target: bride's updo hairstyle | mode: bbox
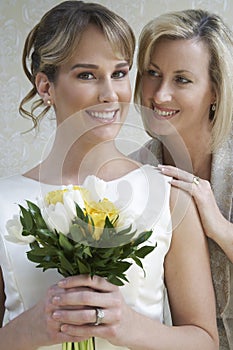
[20,0,135,129]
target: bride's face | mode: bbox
[49,24,132,142]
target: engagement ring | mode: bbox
[94,307,105,326]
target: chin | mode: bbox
[143,118,176,138]
[93,125,122,141]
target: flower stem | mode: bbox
[62,338,95,350]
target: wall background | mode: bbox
[1,0,232,178]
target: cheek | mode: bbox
[141,78,154,104]
[120,82,132,103]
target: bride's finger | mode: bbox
[52,307,107,326]
[58,275,118,292]
[52,288,115,309]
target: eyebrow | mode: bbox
[71,62,129,70]
[149,62,192,74]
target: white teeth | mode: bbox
[88,111,116,119]
[153,106,177,117]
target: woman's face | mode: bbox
[140,38,215,138]
[48,24,132,142]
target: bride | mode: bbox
[0,2,218,349]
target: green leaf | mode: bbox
[58,252,75,275]
[29,240,40,249]
[75,203,86,222]
[104,216,115,229]
[38,261,59,270]
[27,251,52,264]
[70,224,85,242]
[82,245,92,257]
[131,230,153,247]
[34,215,48,229]
[19,205,34,231]
[77,259,90,274]
[36,228,58,244]
[135,245,156,258]
[58,233,74,253]
[22,229,34,237]
[112,231,136,246]
[26,200,41,215]
[93,261,107,268]
[131,256,144,270]
[27,245,58,257]
[116,224,133,236]
[108,261,132,274]
[106,275,125,286]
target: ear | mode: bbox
[35,72,54,105]
[211,88,216,105]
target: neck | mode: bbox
[25,129,139,185]
[41,136,122,184]
[161,130,212,180]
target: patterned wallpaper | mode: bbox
[1,0,233,177]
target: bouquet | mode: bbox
[6,180,156,350]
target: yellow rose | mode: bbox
[85,198,119,240]
[45,186,82,205]
[45,189,68,205]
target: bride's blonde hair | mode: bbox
[20,0,135,129]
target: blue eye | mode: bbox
[147,69,160,78]
[77,72,94,80]
[111,70,128,79]
[175,76,191,84]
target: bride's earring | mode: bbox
[46,99,52,106]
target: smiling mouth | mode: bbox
[86,109,118,122]
[153,106,178,118]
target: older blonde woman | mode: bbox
[131,9,233,350]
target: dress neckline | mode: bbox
[19,164,154,187]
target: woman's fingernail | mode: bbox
[58,279,67,287]
[52,296,61,304]
[53,311,62,320]
[158,164,165,171]
[61,324,68,332]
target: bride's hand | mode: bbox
[51,274,135,347]
[158,165,233,261]
[19,282,84,348]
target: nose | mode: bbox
[153,80,172,104]
[98,79,118,103]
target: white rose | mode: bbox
[41,202,71,235]
[5,215,35,244]
[116,210,137,233]
[83,175,107,201]
[63,189,85,220]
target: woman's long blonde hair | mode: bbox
[134,9,233,151]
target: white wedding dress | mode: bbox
[0,165,172,350]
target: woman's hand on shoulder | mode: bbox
[158,164,233,262]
